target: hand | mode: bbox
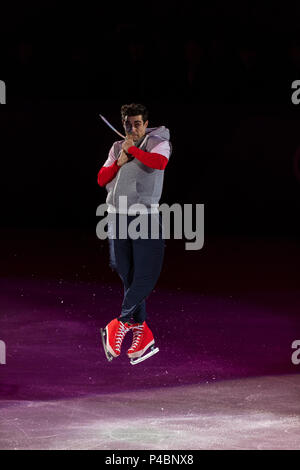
[121,137,134,154]
[117,150,131,167]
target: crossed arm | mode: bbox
[97,144,169,187]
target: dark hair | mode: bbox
[121,103,149,124]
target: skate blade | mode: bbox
[100,328,114,362]
[130,347,159,365]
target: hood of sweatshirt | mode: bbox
[145,125,170,141]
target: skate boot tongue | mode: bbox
[129,321,145,328]
[119,317,138,327]
[122,320,145,329]
[121,321,135,329]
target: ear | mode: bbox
[144,120,148,128]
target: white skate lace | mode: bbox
[130,324,144,351]
[115,322,130,352]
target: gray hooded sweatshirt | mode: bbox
[104,126,172,214]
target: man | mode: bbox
[97,103,172,364]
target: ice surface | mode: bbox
[0,375,299,450]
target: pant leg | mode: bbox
[108,214,146,323]
[120,213,165,323]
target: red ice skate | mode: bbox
[127,321,159,365]
[100,318,132,361]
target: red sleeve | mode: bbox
[97,160,120,187]
[127,146,168,170]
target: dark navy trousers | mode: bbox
[108,212,165,324]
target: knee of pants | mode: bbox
[120,269,134,289]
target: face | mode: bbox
[123,114,148,142]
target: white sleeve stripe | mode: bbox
[150,141,170,160]
[102,144,117,167]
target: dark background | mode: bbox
[1,1,300,237]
